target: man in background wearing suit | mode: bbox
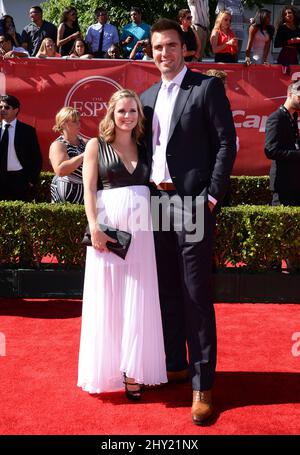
[141,18,236,425]
[0,94,42,201]
[265,79,300,206]
[265,79,300,270]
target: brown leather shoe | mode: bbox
[167,368,189,383]
[191,390,213,425]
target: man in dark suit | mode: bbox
[265,79,300,206]
[140,19,236,425]
[0,94,42,201]
[265,79,300,271]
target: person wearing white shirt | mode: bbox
[85,7,119,58]
[141,19,236,425]
[0,94,42,201]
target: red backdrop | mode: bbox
[1,59,299,175]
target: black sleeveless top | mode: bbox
[59,23,80,56]
[183,28,197,62]
[97,138,149,190]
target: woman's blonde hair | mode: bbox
[53,106,80,133]
[99,89,145,144]
[37,37,56,56]
[213,10,232,32]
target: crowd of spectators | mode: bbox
[1,3,300,66]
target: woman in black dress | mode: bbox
[57,6,81,56]
[78,89,167,399]
[274,6,300,67]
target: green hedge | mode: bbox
[229,176,271,205]
[0,202,86,268]
[34,173,272,205]
[35,172,53,203]
[1,201,299,271]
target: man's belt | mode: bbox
[194,23,208,31]
[151,181,176,191]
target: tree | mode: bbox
[41,0,188,33]
[41,0,267,34]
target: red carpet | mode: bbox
[0,299,299,435]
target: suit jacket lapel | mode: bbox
[14,120,20,150]
[144,82,161,164]
[168,71,194,142]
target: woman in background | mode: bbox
[57,6,81,56]
[36,37,61,58]
[274,5,300,68]
[2,15,21,47]
[210,10,238,63]
[69,38,93,58]
[245,9,274,65]
[49,107,85,203]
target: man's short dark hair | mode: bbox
[130,6,142,14]
[151,18,185,45]
[30,5,43,14]
[94,7,107,16]
[0,94,20,110]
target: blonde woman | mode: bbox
[49,107,85,203]
[36,37,61,58]
[78,89,167,400]
[210,10,238,62]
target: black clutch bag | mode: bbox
[82,224,132,260]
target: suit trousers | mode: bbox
[272,191,300,206]
[150,186,217,391]
[0,170,30,201]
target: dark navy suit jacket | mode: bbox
[0,119,42,184]
[140,69,237,203]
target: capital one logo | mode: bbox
[0,332,5,356]
[291,332,300,357]
[64,76,123,140]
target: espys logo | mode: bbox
[64,76,123,140]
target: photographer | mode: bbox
[129,38,152,60]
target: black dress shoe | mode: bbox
[123,374,141,401]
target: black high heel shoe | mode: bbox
[123,373,141,401]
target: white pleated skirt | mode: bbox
[77,185,167,393]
